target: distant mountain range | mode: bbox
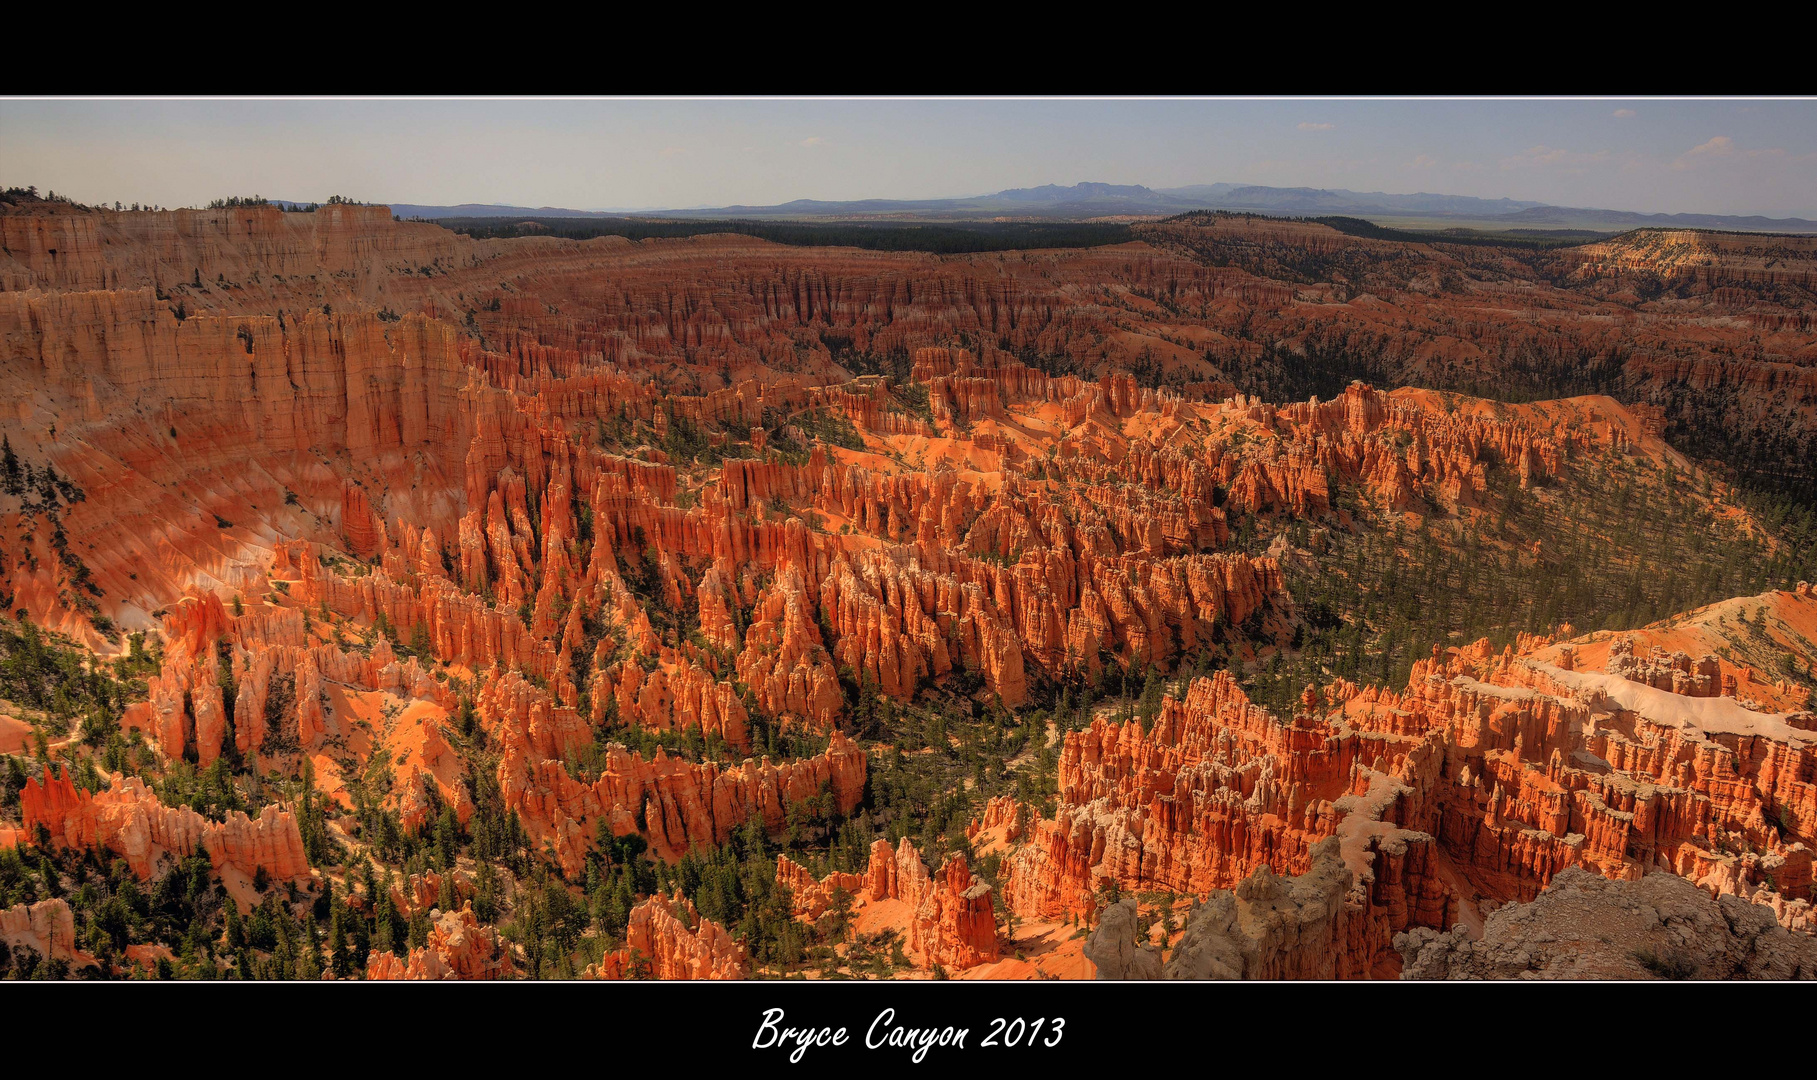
[1493,205,1817,233]
[384,202,625,220]
[1160,185,1548,217]
[351,184,1817,235]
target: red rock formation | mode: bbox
[364,903,513,980]
[967,795,1027,845]
[778,836,1000,971]
[584,893,746,980]
[774,854,869,920]
[595,650,751,752]
[16,768,311,883]
[0,898,76,960]
[501,728,867,876]
[735,566,845,730]
[911,852,1000,970]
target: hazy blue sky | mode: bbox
[4,98,1814,218]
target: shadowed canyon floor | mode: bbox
[2,194,1815,980]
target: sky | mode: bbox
[3,97,1814,219]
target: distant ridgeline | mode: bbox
[431,216,1138,254]
[1306,215,1610,249]
[1146,210,1603,250]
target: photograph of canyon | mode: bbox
[3,95,1816,986]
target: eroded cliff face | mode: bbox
[1087,836,1401,980]
[1047,585,1817,978]
[1131,215,1817,497]
[3,197,1814,980]
[1005,669,1451,976]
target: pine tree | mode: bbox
[0,436,19,496]
[1137,667,1164,732]
[328,903,350,978]
[225,899,245,949]
[297,921,322,979]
